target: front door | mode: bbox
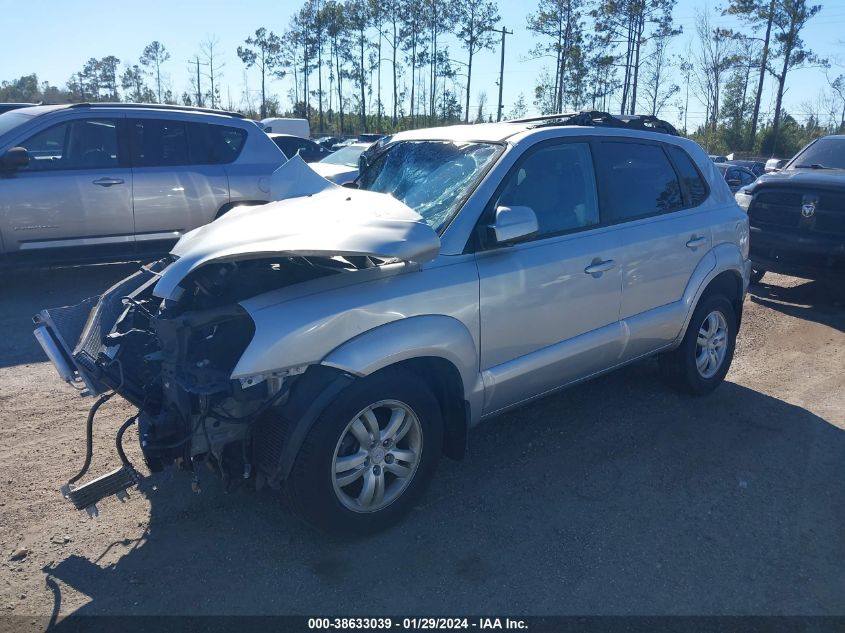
[0,116,134,264]
[475,140,624,415]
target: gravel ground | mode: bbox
[0,265,843,622]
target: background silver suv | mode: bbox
[0,103,284,268]
[36,112,751,535]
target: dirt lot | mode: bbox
[0,265,843,622]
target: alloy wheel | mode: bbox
[331,399,423,513]
[695,310,729,379]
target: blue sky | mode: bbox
[1,0,843,128]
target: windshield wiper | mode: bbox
[792,163,830,169]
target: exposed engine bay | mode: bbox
[34,253,375,510]
[32,182,442,515]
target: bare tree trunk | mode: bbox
[464,47,474,123]
[620,16,633,114]
[303,25,310,121]
[392,18,398,125]
[630,13,643,114]
[360,35,367,132]
[260,52,266,118]
[335,39,344,134]
[770,47,793,154]
[318,38,324,133]
[749,0,775,149]
[377,39,383,129]
[410,37,417,124]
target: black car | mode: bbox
[315,135,343,150]
[268,133,330,162]
[727,159,766,177]
[0,103,36,114]
[717,163,758,193]
[735,135,845,281]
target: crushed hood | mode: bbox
[153,179,441,300]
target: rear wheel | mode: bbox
[750,268,766,284]
[659,294,737,395]
[285,370,442,535]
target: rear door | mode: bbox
[129,117,228,255]
[0,115,134,264]
[593,140,714,360]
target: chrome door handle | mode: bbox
[93,177,124,187]
[584,259,616,275]
[686,236,707,249]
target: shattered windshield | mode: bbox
[357,140,502,233]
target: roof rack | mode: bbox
[510,110,679,136]
[68,102,246,119]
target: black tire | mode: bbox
[750,268,766,284]
[659,293,737,395]
[285,369,443,536]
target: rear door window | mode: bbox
[130,118,217,167]
[595,141,683,222]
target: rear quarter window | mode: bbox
[667,145,708,206]
[209,125,247,164]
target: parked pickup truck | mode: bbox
[735,135,845,281]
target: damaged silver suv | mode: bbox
[35,112,751,534]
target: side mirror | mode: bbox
[0,147,29,171]
[487,205,538,245]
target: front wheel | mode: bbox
[659,294,737,395]
[285,370,443,535]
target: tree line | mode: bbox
[0,0,841,157]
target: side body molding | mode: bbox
[321,314,484,423]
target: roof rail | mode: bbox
[68,102,246,119]
[510,110,680,136]
[508,112,580,124]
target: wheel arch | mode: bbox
[371,356,469,461]
[701,269,744,330]
[257,316,479,485]
[675,243,748,346]
[321,314,481,461]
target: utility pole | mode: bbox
[189,56,209,107]
[496,26,513,122]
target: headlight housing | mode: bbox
[734,190,753,212]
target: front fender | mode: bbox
[321,314,481,406]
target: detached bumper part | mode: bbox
[61,467,138,517]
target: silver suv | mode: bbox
[0,103,284,268]
[35,112,751,535]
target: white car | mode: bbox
[309,142,372,184]
[260,117,310,137]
